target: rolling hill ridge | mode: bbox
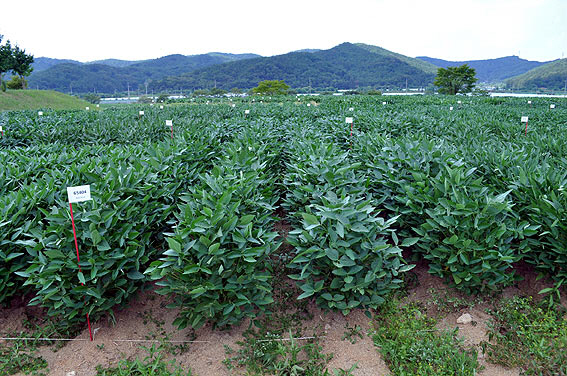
[150,42,438,92]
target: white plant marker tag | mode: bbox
[457,100,462,104]
[550,104,556,109]
[307,103,311,107]
[527,100,532,104]
[139,110,144,116]
[38,111,43,116]
[206,101,209,104]
[86,107,89,110]
[0,126,3,132]
[349,107,354,111]
[67,185,92,203]
[96,104,100,108]
[232,104,236,108]
[521,116,529,123]
[382,102,386,105]
[160,105,164,109]
[345,117,353,124]
[245,110,250,114]
[166,120,173,126]
[450,106,454,111]
[150,103,154,106]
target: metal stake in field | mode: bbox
[67,185,94,341]
[521,116,529,135]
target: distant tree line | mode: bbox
[0,35,34,91]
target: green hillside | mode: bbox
[0,90,90,111]
[356,43,438,75]
[151,42,436,91]
[506,58,567,90]
[418,56,550,82]
[28,53,260,94]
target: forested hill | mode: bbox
[506,58,567,90]
[150,43,437,91]
[417,55,550,82]
[27,53,260,93]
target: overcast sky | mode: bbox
[1,0,565,63]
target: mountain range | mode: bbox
[23,43,564,94]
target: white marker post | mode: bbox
[382,102,386,105]
[166,120,173,139]
[86,107,89,111]
[0,125,3,137]
[349,107,354,111]
[244,110,250,117]
[521,116,529,135]
[232,104,236,108]
[450,106,454,111]
[528,100,532,106]
[96,104,100,108]
[457,100,462,104]
[160,105,164,109]
[66,184,93,341]
[307,103,311,107]
[550,104,556,109]
[38,111,43,116]
[346,117,354,148]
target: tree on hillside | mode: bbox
[252,80,290,95]
[0,35,14,92]
[434,64,477,95]
[10,45,34,89]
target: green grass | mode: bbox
[372,300,480,376]
[481,296,567,375]
[95,344,193,376]
[0,90,91,111]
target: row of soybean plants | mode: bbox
[0,117,232,330]
[349,97,567,295]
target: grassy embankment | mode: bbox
[0,89,91,111]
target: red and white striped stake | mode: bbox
[166,120,173,139]
[67,185,93,341]
[521,116,529,135]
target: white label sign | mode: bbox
[245,110,250,114]
[349,107,354,111]
[139,111,144,115]
[166,120,173,126]
[38,111,43,116]
[382,102,386,105]
[232,104,236,108]
[550,104,556,109]
[528,100,532,104]
[67,185,92,203]
[521,116,529,123]
[457,100,462,104]
[0,126,3,132]
[86,107,89,110]
[345,117,353,124]
[96,104,100,108]
[160,105,164,109]
[450,106,454,111]
[307,103,311,107]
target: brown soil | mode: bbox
[4,259,565,376]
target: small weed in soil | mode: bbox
[426,288,484,314]
[95,343,193,376]
[341,324,363,344]
[372,299,480,376]
[223,326,331,376]
[0,318,74,375]
[481,296,567,375]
